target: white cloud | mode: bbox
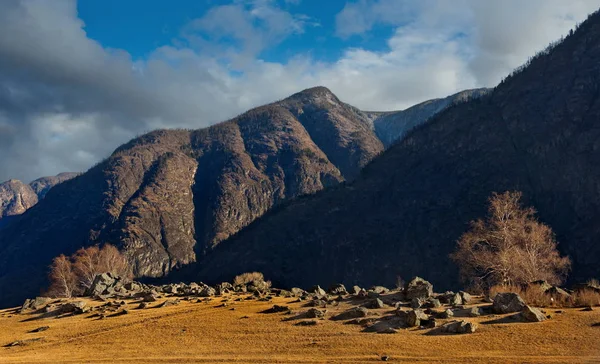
[0,0,597,181]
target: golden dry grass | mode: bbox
[0,294,599,363]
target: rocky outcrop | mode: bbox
[196,11,600,291]
[29,173,79,199]
[0,180,38,218]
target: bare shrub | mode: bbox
[48,244,132,297]
[47,255,78,298]
[451,191,571,290]
[395,276,405,290]
[233,272,269,287]
[573,289,600,307]
[587,278,600,289]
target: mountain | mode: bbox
[29,172,80,199]
[0,173,79,219]
[369,88,490,147]
[0,86,384,306]
[0,180,38,218]
[195,12,600,291]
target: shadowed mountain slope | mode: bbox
[196,11,600,291]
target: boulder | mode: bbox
[520,306,546,322]
[21,297,52,312]
[369,286,390,295]
[424,298,441,309]
[437,309,454,319]
[291,287,306,297]
[351,286,362,295]
[410,298,423,309]
[493,293,527,314]
[547,286,571,300]
[406,309,429,327]
[459,291,472,304]
[440,320,477,334]
[405,277,433,300]
[306,308,326,319]
[309,285,327,298]
[86,273,118,297]
[366,298,385,309]
[58,301,87,314]
[199,286,216,297]
[332,307,369,321]
[264,305,289,313]
[529,280,553,292]
[328,284,348,295]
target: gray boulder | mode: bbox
[369,286,390,295]
[440,320,477,334]
[306,308,326,318]
[21,297,52,312]
[406,309,429,327]
[351,286,362,295]
[199,286,216,297]
[459,291,472,304]
[521,306,547,322]
[86,273,118,297]
[366,298,385,309]
[309,285,327,298]
[493,292,526,314]
[405,277,433,300]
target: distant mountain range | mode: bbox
[0,173,79,219]
[3,10,599,308]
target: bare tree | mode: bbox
[47,254,78,298]
[48,243,132,297]
[450,191,571,290]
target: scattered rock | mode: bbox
[158,299,180,308]
[306,308,326,319]
[493,293,526,314]
[520,306,546,322]
[137,302,149,309]
[5,338,43,347]
[328,284,348,295]
[369,286,390,295]
[459,291,472,304]
[263,305,290,314]
[58,301,87,315]
[437,309,454,319]
[582,306,594,312]
[29,326,50,333]
[406,309,429,327]
[309,285,327,298]
[332,307,369,321]
[291,287,306,297]
[439,320,477,334]
[199,286,216,297]
[20,297,52,312]
[367,298,385,309]
[351,286,362,295]
[410,297,423,309]
[86,273,118,296]
[405,277,433,300]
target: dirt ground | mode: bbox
[1,294,599,363]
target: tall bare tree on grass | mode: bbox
[451,191,571,290]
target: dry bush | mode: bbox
[573,289,600,307]
[587,278,600,289]
[233,272,269,286]
[47,254,79,298]
[451,191,571,290]
[48,244,132,297]
[396,276,405,290]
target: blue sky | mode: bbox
[0,0,599,181]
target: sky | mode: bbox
[1,0,599,182]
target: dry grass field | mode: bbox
[1,294,599,363]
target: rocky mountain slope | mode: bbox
[196,11,600,291]
[0,87,384,306]
[369,88,490,147]
[0,173,78,219]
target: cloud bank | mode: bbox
[0,0,598,181]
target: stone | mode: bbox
[199,286,216,297]
[137,302,149,309]
[58,301,87,315]
[437,309,454,319]
[405,277,433,300]
[265,305,290,313]
[424,298,442,308]
[332,307,369,321]
[367,291,381,299]
[295,320,318,326]
[306,308,326,319]
[351,286,362,295]
[20,297,52,312]
[406,309,429,327]
[547,286,571,300]
[529,280,553,292]
[450,293,463,306]
[86,273,118,297]
[306,299,327,308]
[520,306,546,322]
[291,287,306,297]
[441,320,477,334]
[369,286,390,295]
[459,291,472,304]
[309,285,327,298]
[30,326,50,333]
[158,299,180,308]
[410,297,422,309]
[366,298,385,309]
[493,293,527,314]
[328,284,348,295]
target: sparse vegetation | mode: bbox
[451,191,571,291]
[233,272,271,288]
[47,244,132,298]
[490,283,600,308]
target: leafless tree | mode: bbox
[47,254,78,298]
[450,191,571,290]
